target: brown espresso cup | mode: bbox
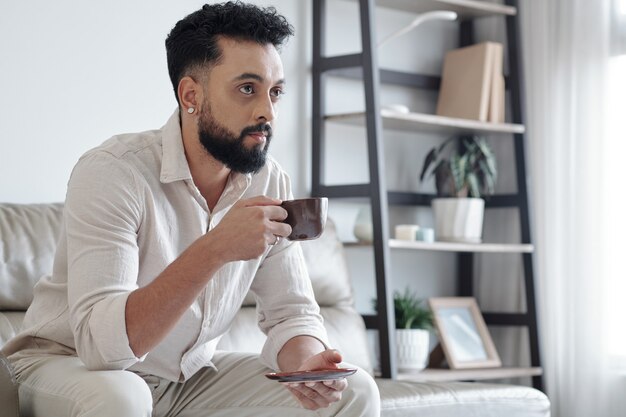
[280,197,328,241]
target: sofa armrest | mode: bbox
[0,353,19,417]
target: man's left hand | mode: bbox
[284,349,348,410]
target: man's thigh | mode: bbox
[150,352,379,417]
[11,354,152,417]
[150,351,309,417]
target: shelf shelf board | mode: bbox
[372,0,517,18]
[387,191,524,208]
[325,110,525,135]
[396,366,542,382]
[391,239,534,253]
[345,240,534,253]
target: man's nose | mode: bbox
[253,94,276,123]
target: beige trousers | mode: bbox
[10,350,380,417]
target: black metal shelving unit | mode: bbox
[311,0,543,391]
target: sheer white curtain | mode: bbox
[521,1,626,416]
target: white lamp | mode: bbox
[377,11,458,48]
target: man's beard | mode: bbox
[197,104,272,174]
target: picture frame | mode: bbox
[428,297,501,369]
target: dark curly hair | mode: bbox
[165,1,294,104]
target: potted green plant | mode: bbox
[419,135,497,243]
[374,288,433,371]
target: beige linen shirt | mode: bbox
[3,111,328,382]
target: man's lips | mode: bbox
[247,132,267,144]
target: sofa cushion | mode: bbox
[0,312,24,348]
[376,379,550,417]
[299,220,354,307]
[0,204,63,310]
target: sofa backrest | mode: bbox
[0,203,373,373]
[0,204,64,311]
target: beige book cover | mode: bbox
[488,42,505,123]
[436,42,497,122]
[488,74,506,123]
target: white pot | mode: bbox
[396,329,429,371]
[353,206,373,242]
[432,198,485,243]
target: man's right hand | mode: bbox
[208,196,292,262]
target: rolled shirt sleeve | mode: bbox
[64,152,145,370]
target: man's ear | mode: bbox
[178,76,202,113]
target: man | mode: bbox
[2,2,380,416]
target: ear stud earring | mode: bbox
[187,107,195,114]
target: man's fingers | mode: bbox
[318,381,344,400]
[267,229,291,246]
[265,217,291,241]
[292,383,331,408]
[286,381,345,410]
[317,349,342,367]
[321,378,348,391]
[299,349,343,371]
[286,385,320,410]
[264,204,289,222]
[237,199,291,237]
[263,206,291,241]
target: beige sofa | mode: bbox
[0,203,551,416]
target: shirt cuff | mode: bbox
[260,320,330,371]
[86,292,146,369]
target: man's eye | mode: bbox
[239,85,254,95]
[271,88,285,98]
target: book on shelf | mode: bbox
[436,41,505,123]
[488,42,505,123]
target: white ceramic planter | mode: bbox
[432,198,485,243]
[353,206,373,242]
[396,329,429,371]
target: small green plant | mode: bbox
[373,288,433,330]
[419,135,497,198]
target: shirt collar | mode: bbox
[160,110,192,184]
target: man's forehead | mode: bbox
[232,72,285,85]
[213,37,284,82]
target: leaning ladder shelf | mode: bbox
[311,0,543,390]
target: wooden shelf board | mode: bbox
[344,240,534,253]
[390,239,534,253]
[325,110,525,135]
[343,241,374,247]
[372,0,517,17]
[396,366,542,382]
